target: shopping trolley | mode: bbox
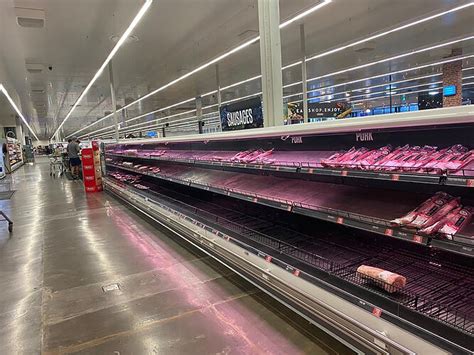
[49,157,63,178]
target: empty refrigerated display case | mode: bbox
[103,108,474,354]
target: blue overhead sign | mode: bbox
[443,85,456,97]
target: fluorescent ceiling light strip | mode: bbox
[72,2,332,138]
[103,80,474,137]
[72,2,470,138]
[124,97,196,125]
[74,96,196,138]
[304,55,474,96]
[286,80,443,104]
[350,87,441,104]
[306,2,474,62]
[283,71,446,100]
[220,75,262,91]
[92,57,474,138]
[221,92,262,105]
[88,49,473,138]
[0,84,39,140]
[307,36,474,83]
[53,0,153,139]
[106,110,196,136]
[346,80,474,105]
[279,1,332,28]
[120,109,196,132]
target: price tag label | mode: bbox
[341,170,348,177]
[391,174,400,181]
[413,235,423,243]
[293,269,300,277]
[265,255,272,262]
[467,179,474,187]
[308,168,314,174]
[372,307,382,317]
[336,217,344,224]
[384,228,393,236]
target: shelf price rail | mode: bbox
[104,176,473,340]
[106,152,474,188]
[106,163,473,256]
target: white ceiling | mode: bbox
[0,0,473,140]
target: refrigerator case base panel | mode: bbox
[104,178,469,355]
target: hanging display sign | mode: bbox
[288,102,351,122]
[220,97,263,131]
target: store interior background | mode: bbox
[0,0,472,145]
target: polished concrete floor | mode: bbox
[0,158,352,354]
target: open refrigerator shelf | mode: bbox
[106,162,474,256]
[104,175,473,350]
[106,151,474,189]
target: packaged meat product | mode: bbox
[230,150,253,162]
[438,206,473,239]
[321,147,357,168]
[418,207,462,236]
[383,146,422,171]
[241,149,264,163]
[444,150,474,173]
[124,149,138,156]
[150,150,166,157]
[390,192,449,226]
[422,145,466,173]
[358,145,392,170]
[254,149,274,162]
[356,265,407,293]
[343,148,372,169]
[122,162,134,167]
[408,195,459,229]
[320,151,345,167]
[399,146,437,172]
[375,145,411,171]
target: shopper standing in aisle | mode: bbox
[67,138,81,179]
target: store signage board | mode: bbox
[288,102,350,123]
[146,131,158,138]
[443,85,456,96]
[220,97,263,131]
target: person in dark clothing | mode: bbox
[67,138,81,179]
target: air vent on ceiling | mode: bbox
[31,88,45,94]
[25,63,44,74]
[353,41,376,53]
[15,8,45,28]
[238,29,258,40]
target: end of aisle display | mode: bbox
[81,141,103,193]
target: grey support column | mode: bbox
[108,62,119,141]
[216,64,221,110]
[300,24,308,122]
[196,96,203,133]
[258,0,284,127]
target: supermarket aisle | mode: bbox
[0,158,352,354]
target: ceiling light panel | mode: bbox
[73,2,473,139]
